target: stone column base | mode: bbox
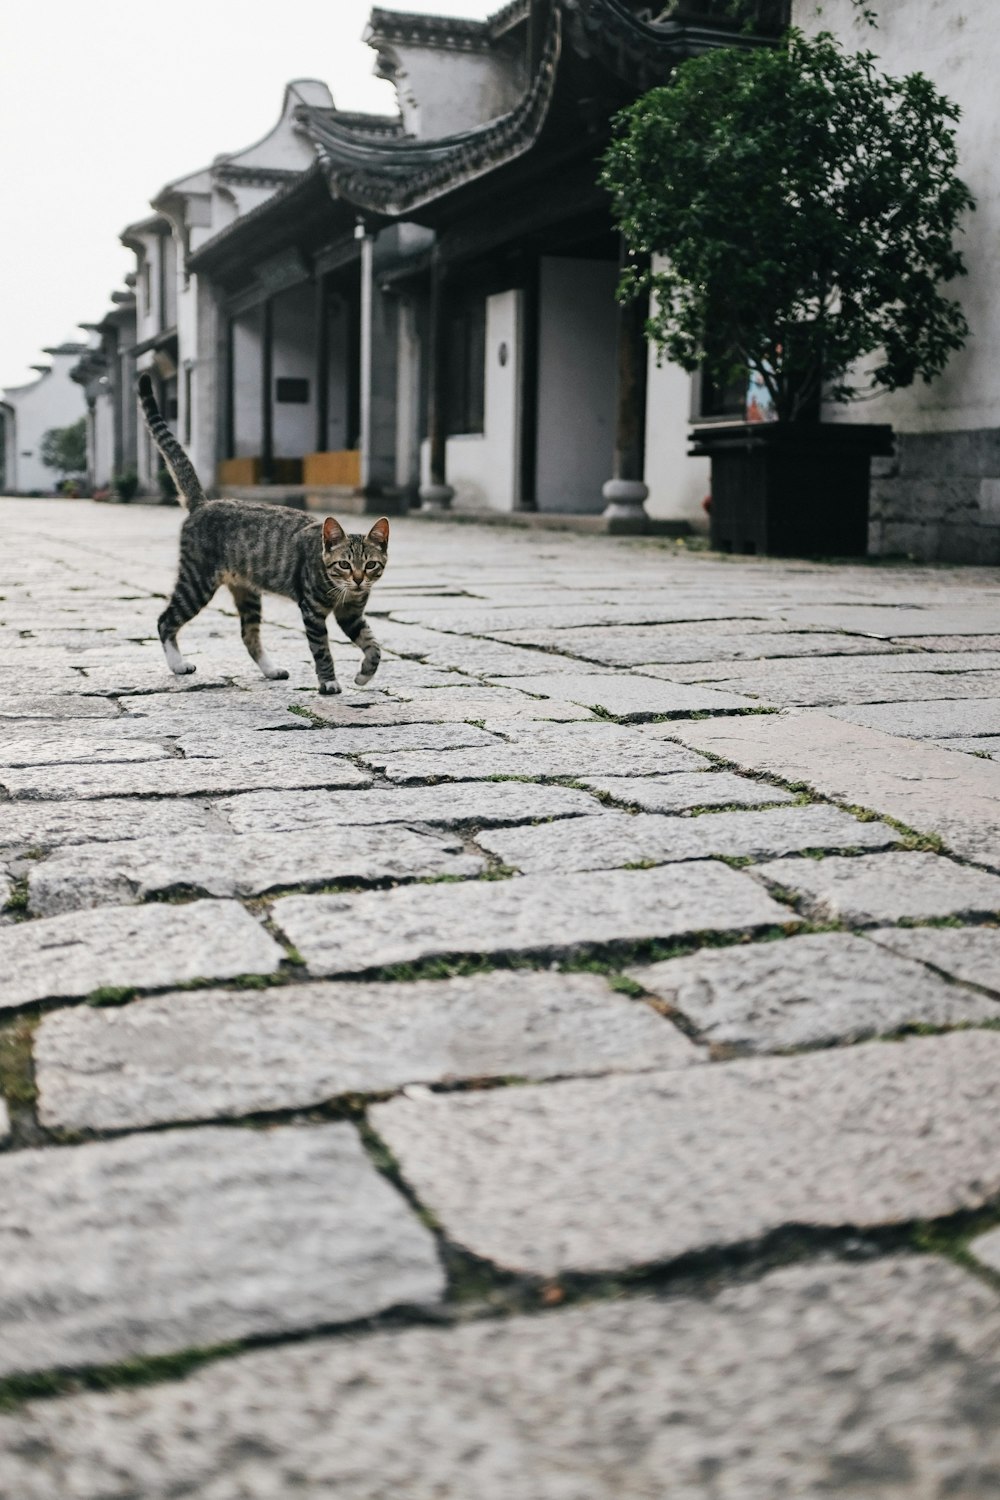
[602,478,649,529]
[419,483,455,512]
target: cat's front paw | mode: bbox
[318,679,342,696]
[354,670,377,687]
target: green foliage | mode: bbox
[602,30,974,421]
[39,418,87,477]
[113,470,139,502]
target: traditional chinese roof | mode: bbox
[296,0,787,223]
[186,163,358,283]
[188,0,787,275]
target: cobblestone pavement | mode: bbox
[1,496,1000,1496]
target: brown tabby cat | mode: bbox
[138,374,387,693]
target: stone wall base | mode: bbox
[869,427,1000,563]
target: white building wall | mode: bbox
[93,391,116,488]
[446,289,522,511]
[376,45,524,138]
[232,311,263,458]
[644,265,710,530]
[1,353,87,493]
[535,257,618,513]
[797,0,997,435]
[272,282,316,460]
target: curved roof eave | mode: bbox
[302,6,563,220]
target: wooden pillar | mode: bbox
[315,276,329,453]
[358,227,375,491]
[517,257,539,511]
[418,245,454,510]
[223,315,235,461]
[602,242,650,530]
[260,296,273,484]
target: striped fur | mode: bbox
[138,378,388,690]
[138,374,206,509]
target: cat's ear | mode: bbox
[367,517,390,551]
[323,517,347,548]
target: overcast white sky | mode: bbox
[0,0,497,389]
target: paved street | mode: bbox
[1,495,1000,1495]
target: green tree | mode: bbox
[40,417,87,477]
[602,30,974,422]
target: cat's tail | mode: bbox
[137,374,207,511]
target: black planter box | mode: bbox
[689,421,894,557]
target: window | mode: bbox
[275,377,310,404]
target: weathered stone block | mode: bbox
[868,924,1000,997]
[0,1123,443,1377]
[0,899,284,1010]
[271,864,789,975]
[217,781,600,835]
[629,930,997,1052]
[0,1257,996,1498]
[28,825,484,915]
[372,1031,1000,1275]
[753,850,1000,924]
[479,805,900,874]
[35,971,698,1132]
[579,771,795,812]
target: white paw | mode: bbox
[319,680,342,696]
[171,662,197,677]
[263,667,289,681]
[354,671,376,688]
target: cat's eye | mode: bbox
[365,561,379,572]
[336,560,351,571]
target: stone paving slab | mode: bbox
[372,1031,1000,1276]
[0,1122,443,1379]
[27,825,485,916]
[829,699,1000,740]
[496,624,915,666]
[867,925,1000,996]
[393,603,767,633]
[775,603,1000,636]
[894,633,1000,652]
[73,663,236,695]
[272,864,789,976]
[0,735,173,767]
[579,770,796,812]
[0,750,371,800]
[941,736,1000,758]
[1,1255,996,1499]
[651,660,1000,706]
[35,972,698,1132]
[305,687,595,725]
[488,672,753,718]
[0,693,120,719]
[754,850,1000,924]
[669,710,1000,870]
[628,931,998,1053]
[358,735,709,783]
[479,805,901,874]
[970,1227,1000,1276]
[217,780,600,835]
[0,899,284,1010]
[175,721,503,758]
[0,796,216,854]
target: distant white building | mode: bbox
[1,345,88,494]
[73,285,139,493]
[121,80,335,495]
